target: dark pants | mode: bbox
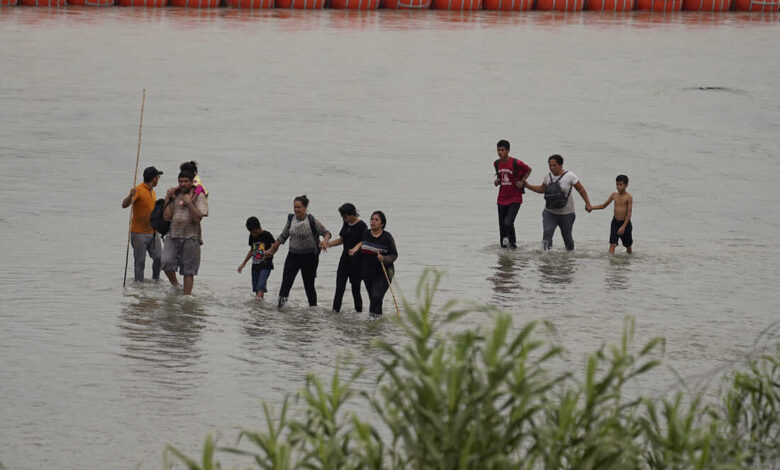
[131,232,161,282]
[279,252,318,306]
[364,269,391,315]
[542,210,576,251]
[333,256,362,312]
[497,203,521,245]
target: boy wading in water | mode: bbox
[591,174,633,254]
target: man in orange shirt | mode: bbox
[121,166,164,282]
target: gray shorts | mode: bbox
[161,237,201,276]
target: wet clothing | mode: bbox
[279,252,318,306]
[542,210,576,251]
[609,218,633,247]
[168,193,208,240]
[252,268,272,293]
[497,203,521,246]
[131,232,161,282]
[249,231,276,271]
[360,230,398,316]
[544,171,578,215]
[276,214,330,307]
[161,237,201,276]
[332,220,368,313]
[496,157,531,205]
[130,183,156,234]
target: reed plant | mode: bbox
[163,270,779,470]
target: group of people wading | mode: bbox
[123,165,397,319]
[123,140,633,319]
[494,139,633,253]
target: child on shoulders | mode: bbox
[590,174,633,254]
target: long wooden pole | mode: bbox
[380,261,400,317]
[123,89,146,288]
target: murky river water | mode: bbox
[1,7,779,468]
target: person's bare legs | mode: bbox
[165,270,180,288]
[609,243,617,254]
[183,275,194,295]
[626,246,632,254]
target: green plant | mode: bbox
[162,270,779,470]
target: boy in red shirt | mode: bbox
[493,140,531,249]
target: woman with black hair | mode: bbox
[349,211,397,319]
[328,203,367,313]
[266,195,331,308]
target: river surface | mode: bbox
[1,7,779,469]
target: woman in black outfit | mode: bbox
[328,203,368,313]
[266,195,331,308]
[349,211,397,319]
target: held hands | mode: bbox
[319,240,328,252]
[514,181,525,190]
[585,203,593,213]
[348,247,358,257]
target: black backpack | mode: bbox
[494,157,525,193]
[544,172,572,210]
[150,198,170,237]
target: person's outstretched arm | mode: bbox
[237,249,252,273]
[574,181,593,212]
[591,193,615,211]
[525,180,546,193]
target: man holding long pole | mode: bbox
[121,166,164,283]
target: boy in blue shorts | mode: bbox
[237,217,275,299]
[591,174,633,254]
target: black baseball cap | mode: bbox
[143,166,163,181]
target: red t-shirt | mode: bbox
[496,157,531,205]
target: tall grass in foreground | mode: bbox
[163,270,779,470]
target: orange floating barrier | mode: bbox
[586,0,634,9]
[117,0,167,4]
[431,0,482,9]
[635,0,682,9]
[483,0,532,10]
[382,0,431,7]
[275,0,324,7]
[733,0,779,9]
[69,0,114,4]
[1,0,18,5]
[535,0,584,10]
[329,0,379,8]
[19,0,67,4]
[682,0,731,9]
[227,0,273,5]
[169,0,220,6]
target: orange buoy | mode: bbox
[1,0,18,5]
[682,0,731,9]
[535,0,584,9]
[483,0,532,10]
[431,0,482,9]
[329,0,379,8]
[117,0,167,5]
[586,0,634,10]
[733,0,778,10]
[635,0,682,10]
[227,0,272,6]
[169,0,220,6]
[69,0,114,4]
[275,0,325,7]
[19,0,67,5]
[382,0,431,7]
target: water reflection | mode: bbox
[605,254,632,290]
[537,251,577,287]
[118,291,207,394]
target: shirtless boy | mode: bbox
[590,174,633,254]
